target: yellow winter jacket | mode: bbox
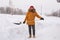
[24,12,42,25]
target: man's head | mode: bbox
[29,6,34,10]
[28,6,36,13]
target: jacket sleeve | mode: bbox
[24,12,28,22]
[35,12,42,18]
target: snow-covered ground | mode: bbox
[0,14,60,40]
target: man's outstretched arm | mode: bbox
[35,12,44,20]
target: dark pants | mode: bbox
[28,25,35,36]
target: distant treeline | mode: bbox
[0,7,25,15]
[46,9,60,17]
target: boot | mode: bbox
[28,35,32,38]
[33,35,35,38]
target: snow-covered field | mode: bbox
[0,14,60,40]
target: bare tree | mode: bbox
[57,0,60,2]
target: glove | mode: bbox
[23,21,25,24]
[40,18,44,20]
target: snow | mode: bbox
[0,14,60,40]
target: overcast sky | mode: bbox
[0,0,60,14]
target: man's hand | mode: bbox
[23,21,25,24]
[40,18,44,20]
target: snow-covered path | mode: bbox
[0,14,60,40]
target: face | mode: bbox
[28,9,35,13]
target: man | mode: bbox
[23,6,44,38]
